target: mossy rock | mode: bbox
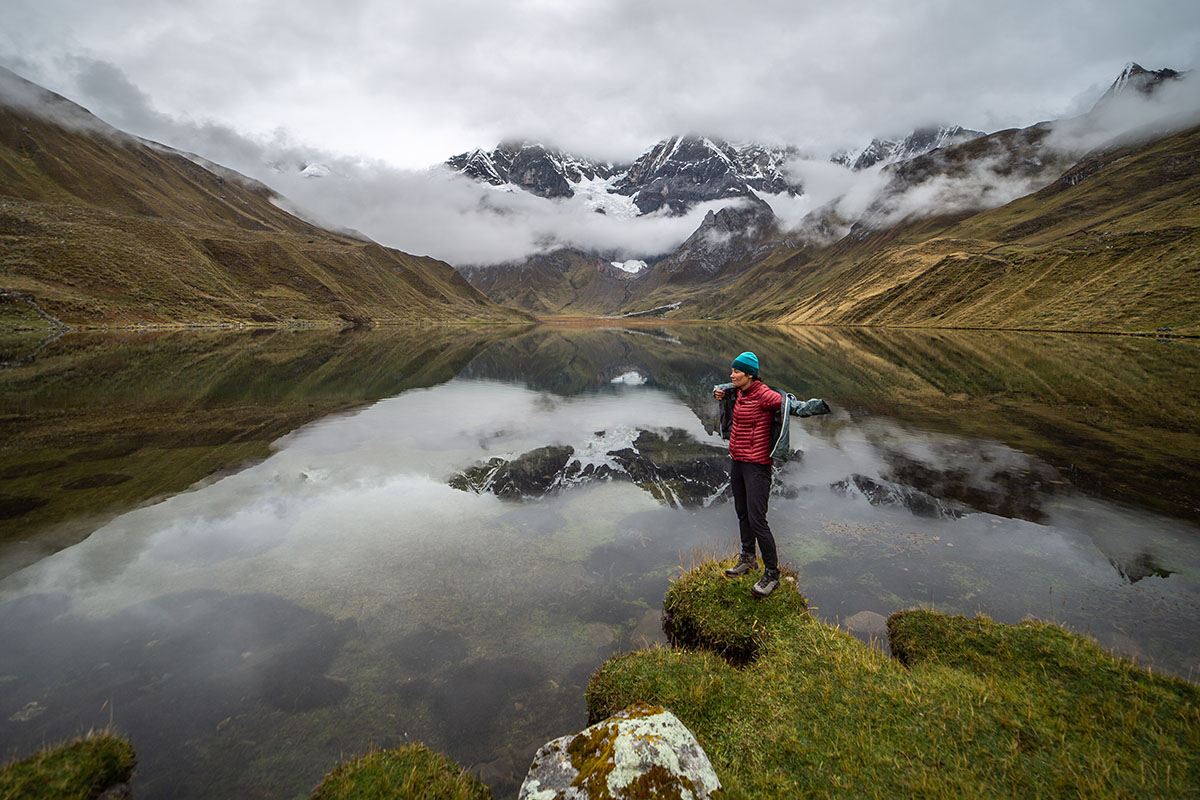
[521,702,720,800]
[661,558,806,665]
[0,729,136,800]
[587,555,1200,799]
[310,743,491,800]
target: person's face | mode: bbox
[730,368,752,389]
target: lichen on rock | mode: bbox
[518,702,720,800]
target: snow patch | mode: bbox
[573,175,641,218]
[571,426,642,470]
[611,259,648,274]
[300,163,331,178]
[610,371,648,385]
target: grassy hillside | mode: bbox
[0,69,530,328]
[588,556,1199,799]
[688,123,1200,334]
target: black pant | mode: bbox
[731,459,777,571]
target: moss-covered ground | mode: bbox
[587,556,1200,799]
[0,728,135,800]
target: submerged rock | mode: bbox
[843,610,888,638]
[519,702,720,800]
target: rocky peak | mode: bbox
[611,135,761,215]
[448,134,805,215]
[445,147,512,186]
[507,143,574,199]
[445,140,618,199]
[847,125,985,171]
[649,193,779,280]
[1092,62,1184,110]
[732,142,804,196]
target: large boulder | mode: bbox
[518,702,720,800]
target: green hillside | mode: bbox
[0,69,530,328]
[689,124,1200,334]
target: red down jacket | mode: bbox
[729,380,783,465]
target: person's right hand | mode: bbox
[714,389,725,400]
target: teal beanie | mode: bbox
[731,351,759,376]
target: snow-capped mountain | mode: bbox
[609,135,802,214]
[831,125,986,171]
[446,135,803,215]
[445,141,618,200]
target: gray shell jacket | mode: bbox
[714,382,831,466]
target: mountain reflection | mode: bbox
[1,323,1197,799]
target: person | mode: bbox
[713,351,783,598]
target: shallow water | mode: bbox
[1,325,1197,798]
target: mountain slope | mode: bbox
[457,249,640,315]
[0,68,530,328]
[690,122,1200,334]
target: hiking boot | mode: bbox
[724,552,757,577]
[751,568,780,598]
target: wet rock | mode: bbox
[519,702,720,800]
[586,622,616,649]
[627,608,667,650]
[843,611,888,638]
[394,656,546,760]
[391,626,469,671]
[831,474,968,519]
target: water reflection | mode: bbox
[1,325,1198,799]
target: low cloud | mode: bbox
[1045,69,1200,154]
[776,69,1200,241]
[3,58,736,266]
[267,164,730,265]
[7,56,1199,265]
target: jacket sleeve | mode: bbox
[789,397,831,417]
[714,383,736,440]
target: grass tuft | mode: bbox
[0,728,136,800]
[308,743,491,800]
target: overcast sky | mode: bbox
[3,0,1199,265]
[5,0,1199,167]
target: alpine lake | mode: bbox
[1,323,1198,799]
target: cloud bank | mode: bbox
[4,0,1199,168]
[772,69,1200,239]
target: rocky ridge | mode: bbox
[447,135,802,215]
[832,124,987,171]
